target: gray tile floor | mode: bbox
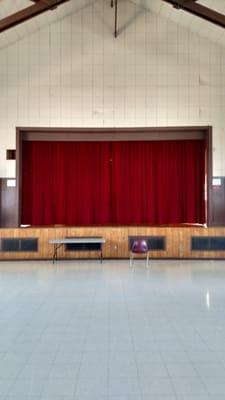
[0,259,225,399]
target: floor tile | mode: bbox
[42,378,76,397]
[166,362,199,377]
[75,377,108,396]
[171,376,208,396]
[1,259,225,399]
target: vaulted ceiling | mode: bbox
[0,0,224,49]
[0,0,77,48]
[145,0,225,46]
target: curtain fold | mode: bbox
[22,139,206,226]
[111,140,206,224]
[22,141,111,225]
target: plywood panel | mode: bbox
[1,226,225,260]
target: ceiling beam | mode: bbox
[163,0,225,29]
[0,0,71,33]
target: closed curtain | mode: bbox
[22,139,206,225]
[22,141,111,225]
[111,140,206,225]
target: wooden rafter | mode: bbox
[0,0,71,33]
[163,0,225,29]
[111,0,118,38]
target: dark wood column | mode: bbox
[0,178,17,227]
[211,177,225,226]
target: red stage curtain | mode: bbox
[111,140,206,225]
[22,141,111,225]
[22,139,206,226]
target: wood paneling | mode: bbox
[0,179,17,227]
[1,226,225,260]
[211,177,225,226]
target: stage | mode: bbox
[0,225,225,260]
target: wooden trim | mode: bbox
[17,126,211,133]
[16,126,212,227]
[16,127,23,227]
[22,131,205,141]
[206,126,213,226]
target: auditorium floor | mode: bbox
[0,259,225,399]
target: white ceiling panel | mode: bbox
[0,0,31,18]
[137,0,225,47]
[0,0,224,49]
[199,0,225,15]
[0,0,84,48]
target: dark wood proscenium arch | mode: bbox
[16,126,213,227]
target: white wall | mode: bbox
[0,0,225,177]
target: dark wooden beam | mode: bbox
[0,0,71,33]
[163,0,225,29]
[111,0,118,38]
[114,0,118,38]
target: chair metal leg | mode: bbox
[130,251,150,268]
[129,252,133,268]
[146,252,149,268]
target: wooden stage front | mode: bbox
[1,225,225,260]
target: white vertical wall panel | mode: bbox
[0,0,225,177]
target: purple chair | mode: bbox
[130,238,149,268]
